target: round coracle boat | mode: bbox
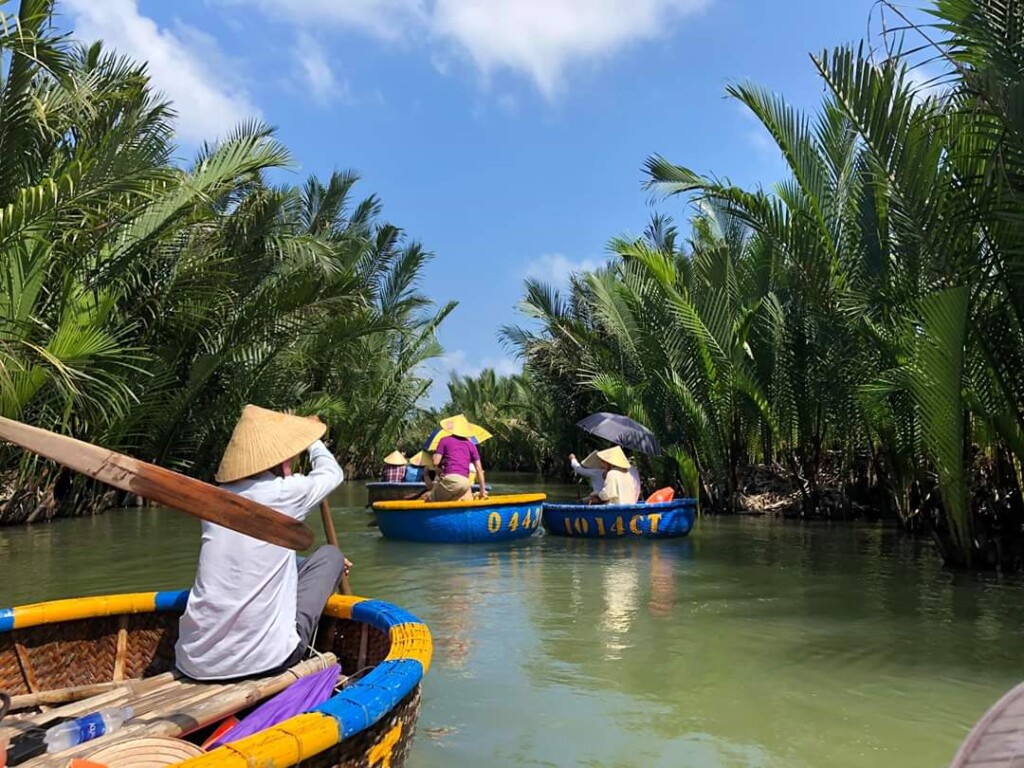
[0,590,430,767]
[542,498,697,539]
[365,482,489,505]
[372,493,546,543]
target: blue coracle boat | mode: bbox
[372,493,546,543]
[542,498,696,538]
[365,481,488,505]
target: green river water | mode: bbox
[3,474,1024,767]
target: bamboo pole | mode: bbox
[38,654,338,765]
[8,672,178,711]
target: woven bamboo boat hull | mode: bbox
[372,493,546,543]
[542,499,697,539]
[0,591,431,766]
[366,482,427,504]
[365,482,488,505]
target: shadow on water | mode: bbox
[3,480,1024,767]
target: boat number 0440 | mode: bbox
[486,508,541,534]
[562,513,664,536]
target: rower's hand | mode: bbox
[306,414,323,424]
[479,489,489,500]
[568,453,576,462]
[343,557,352,576]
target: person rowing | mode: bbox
[175,405,350,681]
[582,446,636,505]
[569,450,605,494]
[430,414,488,502]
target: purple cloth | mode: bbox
[212,664,341,746]
[434,435,480,478]
[382,464,406,482]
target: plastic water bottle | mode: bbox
[43,706,134,753]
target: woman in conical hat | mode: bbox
[380,450,407,482]
[403,449,432,485]
[176,405,350,682]
[582,446,635,505]
[431,414,488,502]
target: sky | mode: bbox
[55,0,911,403]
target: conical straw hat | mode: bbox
[383,450,407,466]
[582,446,629,470]
[89,736,204,765]
[409,450,434,468]
[215,405,326,483]
[439,413,473,439]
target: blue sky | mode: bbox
[60,0,911,403]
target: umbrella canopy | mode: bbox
[576,412,662,456]
[424,415,493,452]
[213,664,341,747]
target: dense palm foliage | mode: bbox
[442,368,570,473]
[504,0,1024,569]
[0,0,453,522]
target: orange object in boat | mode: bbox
[201,716,240,750]
[645,487,675,504]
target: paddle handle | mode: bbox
[319,499,352,595]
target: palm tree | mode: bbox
[0,1,456,521]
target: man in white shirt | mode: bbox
[175,405,348,681]
[569,451,605,494]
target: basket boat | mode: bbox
[365,482,488,505]
[541,498,696,539]
[0,590,430,767]
[372,493,546,543]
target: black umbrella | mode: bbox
[576,412,662,456]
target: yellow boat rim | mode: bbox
[372,492,546,511]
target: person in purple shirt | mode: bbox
[430,415,488,502]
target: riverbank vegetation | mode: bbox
[0,0,453,523]
[472,0,1024,570]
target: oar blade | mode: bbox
[0,416,314,551]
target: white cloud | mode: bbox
[225,0,710,97]
[64,0,259,145]
[424,351,521,404]
[235,0,427,40]
[430,0,709,97]
[294,34,348,105]
[523,253,602,288]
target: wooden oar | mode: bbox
[0,415,313,551]
[319,499,352,595]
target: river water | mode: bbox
[3,474,1024,767]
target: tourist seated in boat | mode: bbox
[569,450,605,494]
[430,415,488,502]
[381,450,407,482]
[582,446,637,505]
[175,405,350,681]
[404,450,429,483]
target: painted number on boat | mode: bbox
[563,513,663,536]
[487,507,539,534]
[368,722,403,768]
